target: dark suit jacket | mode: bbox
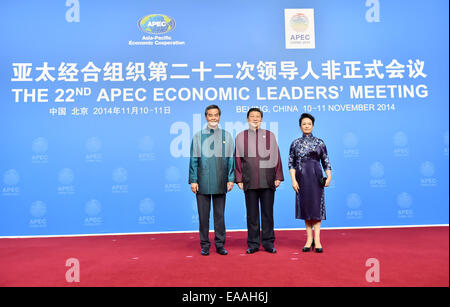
[234,128,284,191]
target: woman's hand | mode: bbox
[289,169,299,193]
[292,180,299,193]
[324,170,332,187]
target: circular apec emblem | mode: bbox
[290,13,309,32]
[138,14,176,34]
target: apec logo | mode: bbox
[285,9,315,49]
[290,13,309,32]
[138,14,176,34]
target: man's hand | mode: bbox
[191,183,199,194]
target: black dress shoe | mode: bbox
[264,247,277,253]
[315,248,323,253]
[246,248,259,254]
[201,248,210,256]
[216,247,228,255]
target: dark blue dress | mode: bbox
[288,134,331,220]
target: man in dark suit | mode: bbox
[235,108,284,254]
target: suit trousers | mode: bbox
[244,188,275,250]
[196,193,226,250]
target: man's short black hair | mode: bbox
[247,107,263,118]
[299,113,315,126]
[205,105,221,116]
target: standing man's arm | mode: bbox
[234,136,244,190]
[189,137,199,194]
[226,133,235,192]
[273,134,284,188]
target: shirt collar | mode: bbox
[202,127,220,134]
[248,127,261,134]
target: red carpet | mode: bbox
[0,226,448,287]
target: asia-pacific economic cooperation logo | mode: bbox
[138,14,176,34]
[130,14,185,46]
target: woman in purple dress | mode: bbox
[288,113,332,253]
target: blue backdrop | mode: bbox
[0,0,448,237]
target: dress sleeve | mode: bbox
[288,140,297,170]
[320,141,332,171]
